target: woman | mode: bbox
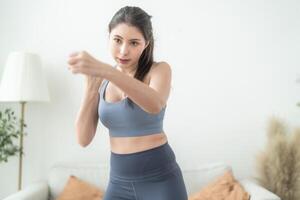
[68,6,188,200]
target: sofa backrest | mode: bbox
[47,161,231,199]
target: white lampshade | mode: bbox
[0,52,50,102]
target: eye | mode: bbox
[131,41,139,46]
[114,38,121,44]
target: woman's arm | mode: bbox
[102,62,172,114]
[67,51,171,115]
[75,79,103,147]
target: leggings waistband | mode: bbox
[109,142,177,181]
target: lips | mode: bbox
[118,58,130,64]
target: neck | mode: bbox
[116,64,137,77]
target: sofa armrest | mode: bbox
[239,179,281,200]
[3,180,49,200]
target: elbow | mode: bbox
[150,108,162,115]
[149,102,165,114]
[78,141,88,148]
[75,125,94,148]
[77,134,92,148]
[80,142,90,148]
[76,131,90,147]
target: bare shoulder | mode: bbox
[149,61,172,77]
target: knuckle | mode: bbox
[79,60,85,66]
[80,51,86,56]
[79,51,85,57]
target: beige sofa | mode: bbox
[4,162,281,200]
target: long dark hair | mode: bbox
[108,6,154,108]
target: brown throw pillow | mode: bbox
[56,175,105,200]
[188,170,250,200]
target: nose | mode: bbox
[120,43,129,56]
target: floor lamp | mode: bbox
[0,52,50,190]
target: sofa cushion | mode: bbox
[56,175,105,200]
[48,162,109,200]
[182,162,232,195]
[188,170,250,200]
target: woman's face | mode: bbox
[109,23,148,72]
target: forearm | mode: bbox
[75,90,100,147]
[102,64,163,114]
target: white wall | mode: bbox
[1,0,300,198]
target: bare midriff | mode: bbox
[109,132,168,154]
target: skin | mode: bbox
[68,23,172,154]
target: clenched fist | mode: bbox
[67,51,107,77]
[67,51,109,91]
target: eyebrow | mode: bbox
[113,35,141,41]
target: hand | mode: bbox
[67,51,105,91]
[67,50,107,77]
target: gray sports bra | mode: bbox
[98,78,166,137]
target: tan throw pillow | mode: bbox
[56,175,105,200]
[188,170,250,200]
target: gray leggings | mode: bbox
[103,142,188,200]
